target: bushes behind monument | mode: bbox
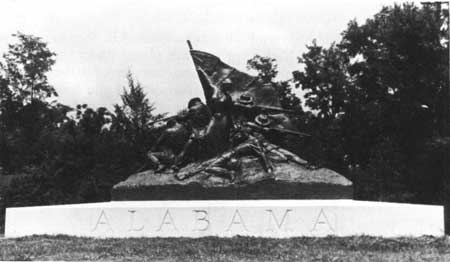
[0,34,162,210]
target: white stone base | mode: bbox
[5,200,444,238]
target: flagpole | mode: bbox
[187,40,210,102]
[187,40,196,69]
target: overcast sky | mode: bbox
[1,0,417,114]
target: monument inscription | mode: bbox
[90,207,334,236]
[5,200,445,238]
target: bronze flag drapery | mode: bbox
[187,43,309,137]
[189,49,282,108]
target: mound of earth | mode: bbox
[112,156,352,200]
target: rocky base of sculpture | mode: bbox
[112,156,353,200]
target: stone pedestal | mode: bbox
[5,200,444,238]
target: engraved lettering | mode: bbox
[157,209,178,231]
[193,210,210,231]
[226,209,248,232]
[128,210,144,231]
[92,210,113,232]
[311,209,335,232]
[266,209,292,231]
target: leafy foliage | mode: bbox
[1,32,57,103]
[0,34,161,206]
[246,55,302,111]
[293,3,449,202]
[246,55,278,83]
[112,72,163,155]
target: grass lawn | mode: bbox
[0,235,448,261]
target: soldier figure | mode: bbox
[145,97,213,172]
[145,118,191,172]
[173,72,234,170]
[186,97,211,131]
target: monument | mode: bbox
[4,42,445,238]
[112,41,353,200]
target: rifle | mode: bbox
[148,102,301,126]
[233,103,300,115]
[148,111,191,126]
[244,122,311,137]
[148,115,177,126]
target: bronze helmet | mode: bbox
[254,114,271,127]
[238,93,254,106]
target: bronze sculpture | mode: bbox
[144,42,313,181]
[113,42,353,201]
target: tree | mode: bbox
[112,72,163,154]
[293,3,449,202]
[293,41,351,120]
[247,55,302,111]
[246,55,278,83]
[1,32,57,104]
[341,3,448,141]
[0,33,58,173]
[116,72,159,131]
[0,34,165,207]
[0,76,13,171]
[120,72,155,130]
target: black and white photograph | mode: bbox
[0,0,449,261]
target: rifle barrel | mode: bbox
[270,127,311,137]
[244,122,311,137]
[233,103,298,114]
[148,115,178,126]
